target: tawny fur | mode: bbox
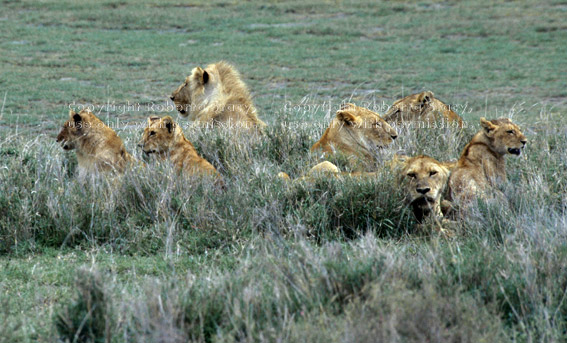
[448,117,527,202]
[56,109,133,175]
[277,161,341,182]
[138,116,220,178]
[398,155,452,223]
[170,61,266,129]
[311,103,398,165]
[383,91,464,128]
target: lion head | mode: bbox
[480,117,527,156]
[335,103,398,156]
[56,109,93,151]
[383,91,463,127]
[312,103,398,161]
[400,155,451,221]
[138,115,180,156]
[170,66,210,117]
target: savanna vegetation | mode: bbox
[1,0,566,342]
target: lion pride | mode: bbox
[383,91,464,127]
[311,103,398,165]
[170,61,266,129]
[56,109,133,175]
[138,116,220,178]
[448,117,527,202]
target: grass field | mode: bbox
[1,0,567,342]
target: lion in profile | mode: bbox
[56,109,133,176]
[311,103,398,166]
[170,61,266,129]
[383,91,464,128]
[448,117,527,202]
[138,115,221,179]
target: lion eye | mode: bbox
[407,173,416,179]
[149,131,156,136]
[507,130,515,134]
[429,171,438,176]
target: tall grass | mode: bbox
[2,110,567,341]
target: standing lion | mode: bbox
[170,61,266,129]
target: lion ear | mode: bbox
[417,91,434,105]
[340,103,356,111]
[162,116,176,133]
[390,153,409,171]
[480,117,497,134]
[336,109,358,126]
[194,67,209,85]
[202,70,209,84]
[73,112,83,129]
[147,116,160,126]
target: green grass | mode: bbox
[1,0,567,342]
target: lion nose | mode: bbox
[170,96,175,101]
[416,187,430,195]
[521,139,527,146]
[391,135,398,140]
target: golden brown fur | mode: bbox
[399,155,452,223]
[277,161,341,182]
[448,117,527,202]
[383,91,464,127]
[311,103,398,164]
[170,61,266,129]
[138,116,220,178]
[56,109,133,176]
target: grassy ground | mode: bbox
[1,0,567,342]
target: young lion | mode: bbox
[448,117,527,202]
[383,91,464,128]
[311,103,398,165]
[56,109,133,175]
[170,61,266,129]
[138,116,220,178]
[399,155,453,223]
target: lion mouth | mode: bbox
[411,196,435,207]
[59,141,71,150]
[508,148,521,155]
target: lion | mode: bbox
[56,109,133,175]
[398,155,453,223]
[138,115,220,178]
[383,91,464,128]
[277,161,340,181]
[448,117,527,202]
[170,61,266,129]
[311,103,398,165]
